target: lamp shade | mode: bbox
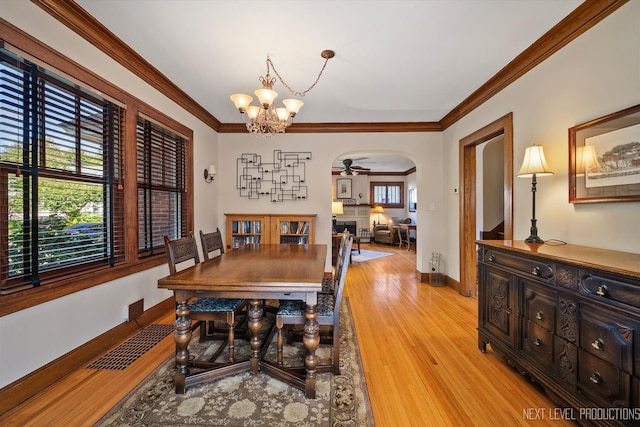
[331,201,344,215]
[372,206,384,214]
[576,145,600,174]
[230,93,253,112]
[283,99,304,116]
[517,145,554,178]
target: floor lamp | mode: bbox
[517,144,553,243]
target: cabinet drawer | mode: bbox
[484,249,553,280]
[523,320,554,369]
[580,309,634,374]
[522,282,556,332]
[581,273,640,311]
[578,350,631,408]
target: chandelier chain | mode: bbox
[266,56,331,97]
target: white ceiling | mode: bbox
[74,0,582,172]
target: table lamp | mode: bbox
[517,144,553,243]
[372,206,384,227]
[331,201,344,234]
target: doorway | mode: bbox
[459,113,514,297]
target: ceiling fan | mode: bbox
[334,158,370,176]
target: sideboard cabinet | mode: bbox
[477,240,640,426]
[225,213,316,249]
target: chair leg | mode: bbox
[332,325,341,375]
[226,312,236,363]
[276,316,284,366]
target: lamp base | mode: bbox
[524,235,544,244]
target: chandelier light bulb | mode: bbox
[255,88,278,108]
[230,93,253,112]
[283,99,304,117]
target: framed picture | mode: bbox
[336,178,352,199]
[569,104,640,203]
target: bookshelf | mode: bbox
[225,214,315,249]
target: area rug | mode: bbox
[95,298,374,426]
[351,249,393,263]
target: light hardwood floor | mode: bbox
[0,243,574,426]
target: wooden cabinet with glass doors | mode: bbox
[225,214,315,249]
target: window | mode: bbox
[136,117,187,257]
[0,28,193,314]
[370,181,404,208]
[0,50,125,294]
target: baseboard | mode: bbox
[417,270,461,293]
[0,297,175,417]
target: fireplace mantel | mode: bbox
[336,205,372,241]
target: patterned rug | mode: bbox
[95,298,374,426]
[351,250,393,263]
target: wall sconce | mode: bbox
[517,144,553,243]
[204,164,216,183]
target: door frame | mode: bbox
[459,113,513,296]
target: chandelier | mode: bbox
[230,50,335,137]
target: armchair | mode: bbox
[373,217,413,245]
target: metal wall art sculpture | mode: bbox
[237,150,311,202]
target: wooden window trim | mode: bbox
[370,181,405,209]
[0,20,193,317]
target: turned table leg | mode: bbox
[303,303,320,399]
[174,292,192,394]
[247,299,264,375]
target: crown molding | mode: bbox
[32,0,627,134]
[31,0,221,131]
[439,0,628,130]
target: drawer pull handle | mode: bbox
[591,339,604,351]
[488,255,495,262]
[505,308,512,315]
[589,372,602,384]
[596,285,608,297]
[536,311,543,321]
[532,266,540,276]
[534,338,542,346]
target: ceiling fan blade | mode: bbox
[351,165,370,170]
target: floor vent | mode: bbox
[87,324,174,370]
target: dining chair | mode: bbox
[323,230,350,293]
[163,233,247,363]
[275,235,353,374]
[200,227,225,260]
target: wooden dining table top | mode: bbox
[157,243,328,293]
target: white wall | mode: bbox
[0,2,220,387]
[442,0,640,281]
[218,133,444,273]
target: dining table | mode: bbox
[157,243,327,398]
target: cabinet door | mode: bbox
[480,265,519,350]
[271,215,315,245]
[225,215,269,249]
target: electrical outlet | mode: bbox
[453,187,459,194]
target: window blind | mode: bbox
[136,117,187,257]
[0,49,125,294]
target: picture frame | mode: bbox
[569,104,640,203]
[336,178,352,199]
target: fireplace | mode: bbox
[335,221,357,235]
